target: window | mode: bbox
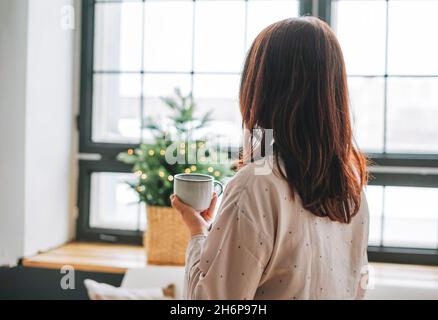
[367,185,438,249]
[327,0,438,264]
[78,0,302,244]
[79,0,438,264]
[331,0,438,154]
[89,172,146,231]
[87,0,299,147]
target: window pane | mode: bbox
[94,2,143,71]
[383,187,438,249]
[246,0,299,50]
[194,1,246,72]
[387,78,438,153]
[348,77,385,153]
[144,1,193,72]
[93,74,141,143]
[332,0,386,75]
[388,1,438,75]
[192,74,242,145]
[366,186,384,246]
[90,172,146,231]
[142,74,192,142]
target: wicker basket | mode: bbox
[144,206,191,266]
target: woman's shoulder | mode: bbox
[227,156,287,195]
[219,156,291,242]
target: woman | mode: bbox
[171,17,369,300]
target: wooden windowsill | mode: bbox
[22,242,438,287]
[22,242,146,274]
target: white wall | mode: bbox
[0,0,79,264]
[0,0,29,266]
[23,0,77,256]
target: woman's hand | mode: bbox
[170,193,218,237]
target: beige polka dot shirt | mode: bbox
[184,157,369,300]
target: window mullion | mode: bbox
[140,0,146,144]
[383,0,390,153]
[190,1,197,93]
[380,186,386,247]
[299,0,313,16]
[318,0,332,24]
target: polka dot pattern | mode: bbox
[183,170,369,300]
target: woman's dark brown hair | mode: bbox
[239,17,368,224]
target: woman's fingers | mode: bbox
[170,195,194,215]
[201,193,218,222]
[172,193,218,226]
[171,194,208,237]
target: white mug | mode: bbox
[174,173,224,211]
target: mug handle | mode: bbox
[213,181,224,197]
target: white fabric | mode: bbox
[84,279,170,300]
[122,266,185,299]
[184,157,369,300]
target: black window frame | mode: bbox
[77,0,438,265]
[319,0,438,265]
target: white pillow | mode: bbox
[84,279,175,300]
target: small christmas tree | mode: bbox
[117,88,233,207]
